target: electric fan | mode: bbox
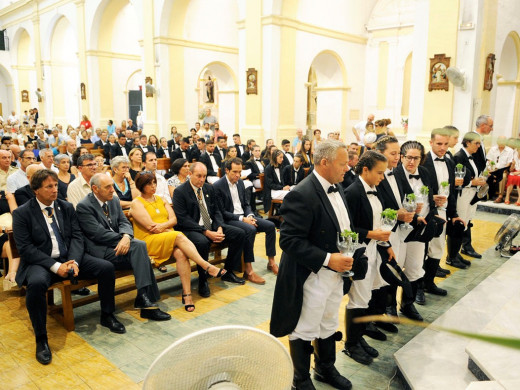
[143,325,293,390]
[494,213,520,258]
[446,67,466,90]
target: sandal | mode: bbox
[505,200,511,205]
[494,196,504,203]
[205,265,226,278]
[515,202,520,207]
[182,293,195,312]
[157,265,168,273]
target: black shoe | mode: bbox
[36,340,52,365]
[386,305,398,317]
[134,293,159,309]
[461,248,482,259]
[415,288,426,305]
[446,257,468,269]
[140,308,171,321]
[343,343,373,365]
[198,280,211,298]
[291,378,316,390]
[364,322,387,341]
[359,337,379,357]
[436,269,448,278]
[374,321,398,333]
[100,313,126,334]
[221,271,246,285]
[71,287,91,296]
[457,255,471,266]
[313,366,352,390]
[438,266,451,275]
[400,304,423,321]
[425,283,448,296]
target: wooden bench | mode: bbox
[8,231,231,332]
[157,157,171,171]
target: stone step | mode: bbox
[394,254,520,389]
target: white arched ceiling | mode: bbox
[310,51,345,87]
[499,34,519,80]
[367,0,415,29]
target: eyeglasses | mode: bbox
[81,163,97,168]
[403,156,421,162]
[23,157,37,161]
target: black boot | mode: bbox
[400,281,423,321]
[423,257,447,296]
[461,223,482,258]
[313,332,352,390]
[289,339,315,390]
[446,236,468,269]
[367,287,397,335]
[344,308,375,365]
[415,278,426,305]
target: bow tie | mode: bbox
[255,159,260,162]
[328,185,339,194]
[434,157,445,162]
[468,156,473,160]
[367,191,378,196]
[409,174,420,180]
[386,171,394,176]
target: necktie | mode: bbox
[409,174,420,179]
[45,207,67,260]
[328,185,338,194]
[197,188,212,230]
[435,157,445,162]
[102,203,113,226]
[367,191,378,196]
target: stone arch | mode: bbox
[197,62,238,135]
[495,31,520,137]
[0,64,15,117]
[401,52,413,118]
[307,50,348,132]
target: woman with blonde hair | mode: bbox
[128,148,143,180]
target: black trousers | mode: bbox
[227,218,276,262]
[183,224,245,280]
[25,254,115,339]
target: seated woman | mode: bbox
[130,172,226,311]
[167,158,190,199]
[504,144,520,205]
[55,154,75,200]
[221,146,238,170]
[128,148,143,180]
[148,135,159,154]
[94,154,107,173]
[110,156,140,209]
[298,136,313,168]
[80,129,91,144]
[36,129,48,150]
[264,150,291,212]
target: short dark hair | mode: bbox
[217,136,226,142]
[170,158,188,175]
[24,141,34,148]
[145,151,157,161]
[19,149,34,159]
[207,137,215,145]
[430,128,451,139]
[31,169,58,191]
[225,157,243,171]
[135,171,157,192]
[348,151,358,161]
[77,153,95,166]
[246,139,255,147]
[1,136,12,143]
[281,139,290,146]
[197,138,206,144]
[233,133,240,138]
[118,133,127,139]
[354,150,387,175]
[181,137,190,144]
[294,153,303,162]
[443,125,460,136]
[140,134,147,140]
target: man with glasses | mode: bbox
[6,149,37,193]
[67,154,98,208]
[143,151,171,203]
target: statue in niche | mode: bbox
[205,76,214,103]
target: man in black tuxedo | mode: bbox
[232,134,246,159]
[167,132,182,151]
[341,151,358,190]
[215,136,227,161]
[171,137,193,162]
[199,138,222,184]
[191,138,206,161]
[110,133,132,160]
[136,134,150,160]
[173,162,246,297]
[93,130,108,150]
[281,153,304,187]
[12,170,123,365]
[76,173,171,322]
[271,140,354,390]
[214,158,278,284]
[281,139,294,168]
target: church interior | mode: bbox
[1,0,520,389]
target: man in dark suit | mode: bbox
[214,158,278,284]
[76,173,171,322]
[12,170,123,365]
[110,133,132,160]
[173,162,246,297]
[199,138,221,184]
[232,134,246,159]
[215,136,227,161]
[281,153,304,187]
[270,140,354,390]
[93,130,108,150]
[281,139,295,168]
[341,151,358,190]
[191,138,206,162]
[136,134,150,160]
[167,132,182,151]
[171,137,193,162]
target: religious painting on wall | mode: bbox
[21,89,29,102]
[80,83,86,100]
[428,54,450,91]
[483,53,496,91]
[198,71,218,107]
[246,68,257,95]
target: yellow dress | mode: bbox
[133,196,182,266]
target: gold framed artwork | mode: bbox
[80,83,86,100]
[21,89,29,102]
[483,53,496,91]
[428,54,450,91]
[246,68,257,95]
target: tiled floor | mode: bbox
[0,210,507,389]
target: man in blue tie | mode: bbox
[12,169,122,365]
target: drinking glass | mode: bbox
[336,233,357,277]
[455,166,466,190]
[437,185,449,211]
[377,217,396,247]
[401,198,416,230]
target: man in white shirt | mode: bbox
[67,154,97,207]
[38,149,59,173]
[352,113,374,145]
[487,136,514,203]
[6,149,36,193]
[8,111,19,126]
[144,151,171,204]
